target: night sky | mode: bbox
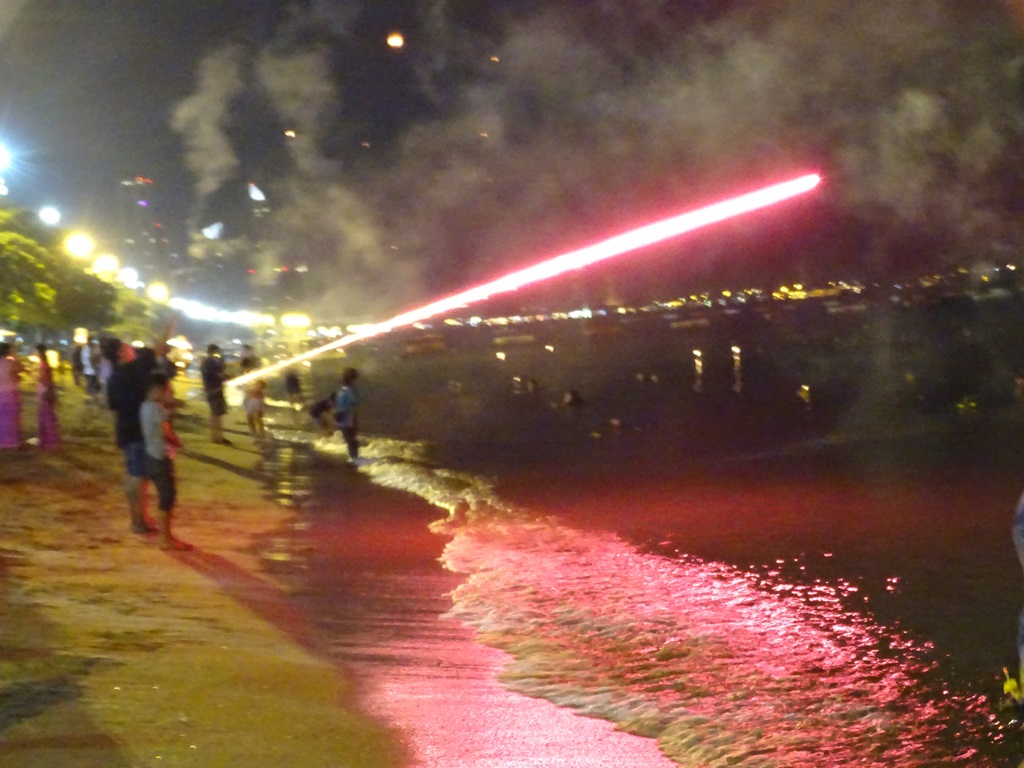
[0,2,416,246]
[2,2,1024,316]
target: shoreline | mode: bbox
[0,383,404,768]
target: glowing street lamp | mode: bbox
[146,282,170,303]
[90,253,120,279]
[117,267,140,288]
[38,206,61,226]
[64,232,96,259]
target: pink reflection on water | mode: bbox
[441,520,990,767]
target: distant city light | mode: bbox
[168,296,273,327]
[38,207,61,226]
[201,222,224,240]
[281,313,311,329]
[248,183,266,202]
[387,31,405,48]
[64,232,96,259]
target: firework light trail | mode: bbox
[229,172,822,388]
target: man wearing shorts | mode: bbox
[200,344,231,445]
[107,346,158,534]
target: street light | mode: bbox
[90,253,120,279]
[117,267,140,288]
[38,207,61,226]
[64,232,96,259]
[146,282,170,303]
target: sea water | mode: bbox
[294,431,1012,767]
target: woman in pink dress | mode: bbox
[34,343,60,449]
[0,341,24,449]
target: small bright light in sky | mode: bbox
[38,206,61,226]
[248,183,266,202]
[387,31,404,48]
[284,129,296,138]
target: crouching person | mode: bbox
[141,371,191,551]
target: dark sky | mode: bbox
[4,0,1024,315]
[0,1,422,248]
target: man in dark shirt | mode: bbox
[107,346,157,534]
[200,344,231,445]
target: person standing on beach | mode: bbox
[34,343,60,449]
[1011,491,1024,704]
[334,367,361,464]
[107,346,158,534]
[239,344,261,375]
[141,371,190,551]
[71,341,84,389]
[243,378,267,442]
[82,337,100,403]
[0,341,24,449]
[200,344,231,445]
[284,368,303,426]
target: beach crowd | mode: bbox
[0,336,363,550]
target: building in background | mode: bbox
[117,176,182,282]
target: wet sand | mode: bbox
[263,449,677,767]
[1,380,678,767]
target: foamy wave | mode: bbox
[314,435,983,766]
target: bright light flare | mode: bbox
[38,206,61,226]
[387,31,405,48]
[0,146,10,172]
[147,282,170,303]
[229,173,822,387]
[64,232,96,259]
[91,253,120,277]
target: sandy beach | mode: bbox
[0,381,410,767]
[0,373,681,767]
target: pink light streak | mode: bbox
[229,172,822,387]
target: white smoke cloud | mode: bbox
[256,46,340,175]
[170,43,248,199]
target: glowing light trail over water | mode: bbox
[229,172,822,387]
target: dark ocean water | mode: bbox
[261,305,1024,765]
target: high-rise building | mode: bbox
[117,176,175,281]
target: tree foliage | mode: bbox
[0,208,116,331]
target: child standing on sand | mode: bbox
[243,378,267,441]
[140,371,190,551]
